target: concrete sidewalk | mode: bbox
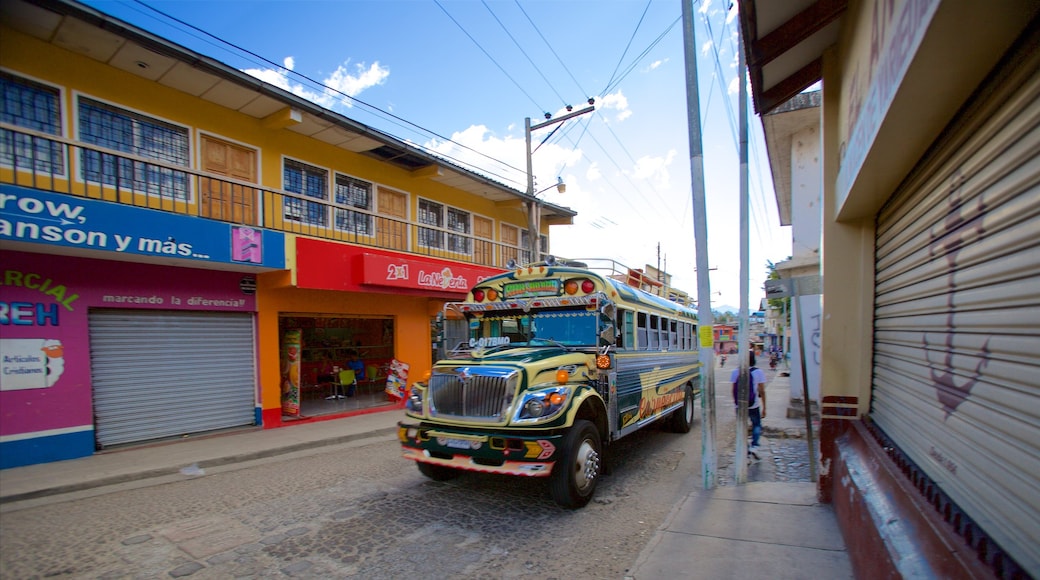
[626,482,853,579]
[620,359,853,579]
[0,410,401,505]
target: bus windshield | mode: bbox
[468,309,598,348]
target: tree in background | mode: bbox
[765,259,792,337]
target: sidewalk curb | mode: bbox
[0,426,398,504]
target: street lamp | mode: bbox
[525,101,594,262]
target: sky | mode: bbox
[80,0,792,312]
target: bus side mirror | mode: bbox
[600,323,617,346]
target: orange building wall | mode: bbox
[256,273,435,427]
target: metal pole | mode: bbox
[681,0,717,490]
[523,105,594,263]
[792,289,818,482]
[735,15,750,485]
[525,116,538,262]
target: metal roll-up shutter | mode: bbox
[90,309,257,448]
[872,51,1040,572]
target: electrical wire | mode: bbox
[482,0,567,108]
[130,0,532,189]
[514,0,589,100]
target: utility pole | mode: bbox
[735,13,751,485]
[525,103,594,261]
[681,0,717,489]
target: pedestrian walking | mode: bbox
[731,352,768,454]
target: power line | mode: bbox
[482,0,567,108]
[514,0,589,100]
[601,0,653,96]
[128,0,532,189]
[434,0,544,113]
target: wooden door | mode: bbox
[200,135,258,224]
[500,223,519,267]
[473,215,493,265]
[377,187,407,251]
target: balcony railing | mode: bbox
[0,124,533,269]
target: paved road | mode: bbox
[0,362,813,579]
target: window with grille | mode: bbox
[446,207,471,254]
[334,173,372,235]
[283,159,328,225]
[519,229,548,264]
[78,97,190,199]
[78,98,191,198]
[418,198,444,249]
[0,72,64,174]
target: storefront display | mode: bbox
[278,315,395,416]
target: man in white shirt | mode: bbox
[731,352,768,452]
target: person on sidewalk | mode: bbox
[731,352,768,454]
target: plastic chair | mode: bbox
[327,369,356,399]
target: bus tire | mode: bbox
[550,419,602,509]
[667,383,695,433]
[416,461,459,481]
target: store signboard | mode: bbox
[0,185,285,269]
[359,253,499,295]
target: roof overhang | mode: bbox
[760,91,821,225]
[0,0,576,223]
[737,0,846,115]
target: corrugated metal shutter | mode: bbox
[90,309,257,448]
[872,56,1040,572]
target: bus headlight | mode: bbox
[406,386,424,415]
[514,386,570,423]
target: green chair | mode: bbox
[327,369,356,399]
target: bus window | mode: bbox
[670,320,678,349]
[637,312,648,349]
[649,315,660,349]
[531,311,597,346]
[621,310,634,350]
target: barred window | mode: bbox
[283,159,327,225]
[334,173,372,235]
[519,230,548,264]
[0,72,64,173]
[418,198,444,249]
[78,97,189,199]
[446,207,471,254]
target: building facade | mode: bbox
[741,0,1039,577]
[0,0,575,469]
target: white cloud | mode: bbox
[242,59,389,110]
[630,150,676,187]
[585,162,602,181]
[599,90,631,122]
[647,59,666,71]
[728,75,740,95]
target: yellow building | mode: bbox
[0,0,575,468]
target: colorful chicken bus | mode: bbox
[398,258,700,508]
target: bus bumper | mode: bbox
[398,421,563,477]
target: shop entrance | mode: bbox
[279,314,395,417]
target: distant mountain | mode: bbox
[714,304,739,314]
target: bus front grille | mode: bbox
[428,369,517,421]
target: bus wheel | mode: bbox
[417,461,459,481]
[667,384,695,433]
[550,420,601,509]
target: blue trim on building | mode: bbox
[0,429,94,469]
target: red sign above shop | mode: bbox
[360,253,494,294]
[294,237,503,297]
